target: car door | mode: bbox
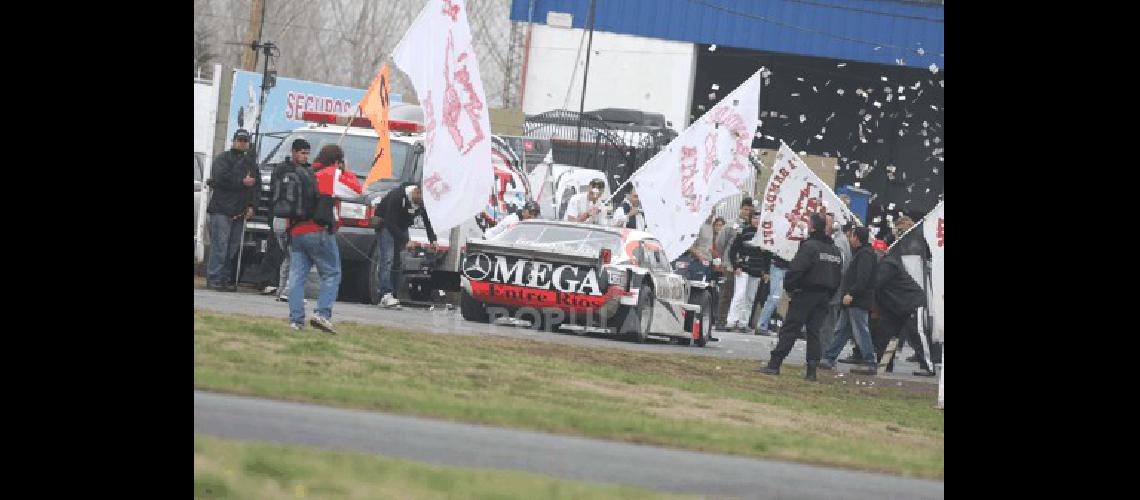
[643,240,686,334]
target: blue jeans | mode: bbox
[288,230,342,324]
[375,228,400,298]
[207,212,244,285]
[824,306,877,364]
[754,266,786,331]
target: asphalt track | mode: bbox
[195,390,943,499]
[193,288,938,385]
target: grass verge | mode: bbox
[194,310,944,479]
[194,434,685,499]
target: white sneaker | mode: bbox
[309,315,336,335]
[380,293,400,307]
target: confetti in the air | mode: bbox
[898,95,906,101]
[881,76,889,82]
[929,63,940,74]
[799,114,806,123]
[917,47,926,56]
[812,86,818,93]
[836,88,845,96]
[790,93,800,97]
[837,62,847,68]
[708,92,716,100]
[709,44,717,51]
[873,101,882,108]
[711,83,720,90]
[797,77,804,82]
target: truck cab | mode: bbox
[241,105,530,304]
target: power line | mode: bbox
[778,0,943,23]
[682,0,937,57]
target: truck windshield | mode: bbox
[266,131,409,181]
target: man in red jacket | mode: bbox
[286,144,362,334]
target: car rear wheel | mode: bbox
[628,285,654,343]
[460,289,490,323]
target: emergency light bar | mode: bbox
[300,111,424,133]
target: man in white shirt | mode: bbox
[612,188,646,230]
[484,200,541,239]
[563,178,608,225]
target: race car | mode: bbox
[459,220,715,346]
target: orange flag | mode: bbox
[360,64,392,188]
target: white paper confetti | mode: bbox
[708,92,716,100]
[837,62,847,68]
[815,134,823,140]
[797,77,804,82]
[790,93,800,97]
[917,47,926,56]
[799,114,806,123]
[873,101,882,108]
[812,86,818,93]
[898,95,906,101]
[836,88,845,96]
[929,63,939,74]
[881,75,889,82]
[711,83,719,90]
[709,44,717,51]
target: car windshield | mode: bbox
[492,223,621,255]
[266,131,409,181]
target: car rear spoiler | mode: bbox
[466,240,601,269]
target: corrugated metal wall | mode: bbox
[510,0,943,69]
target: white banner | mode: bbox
[923,200,944,342]
[392,0,493,233]
[631,70,763,261]
[755,142,855,261]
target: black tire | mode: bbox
[626,285,654,343]
[363,244,382,305]
[460,289,490,323]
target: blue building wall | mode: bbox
[510,0,943,69]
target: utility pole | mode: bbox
[574,0,597,167]
[241,0,267,71]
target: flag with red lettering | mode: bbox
[391,0,493,233]
[755,142,855,261]
[630,70,763,261]
[360,64,393,188]
[922,200,944,342]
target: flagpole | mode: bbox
[337,106,362,146]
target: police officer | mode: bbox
[757,213,843,381]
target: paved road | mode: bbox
[194,288,937,385]
[195,390,943,499]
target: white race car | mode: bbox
[459,220,715,346]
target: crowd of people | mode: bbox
[204,139,936,378]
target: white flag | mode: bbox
[923,200,944,342]
[392,0,493,233]
[755,142,855,261]
[631,70,763,260]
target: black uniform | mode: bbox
[768,231,843,369]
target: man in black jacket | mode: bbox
[871,252,928,373]
[758,213,842,381]
[205,129,260,291]
[819,227,879,374]
[373,183,437,307]
[263,139,311,301]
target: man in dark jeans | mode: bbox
[819,227,879,375]
[205,129,260,291]
[758,213,843,382]
[373,183,437,307]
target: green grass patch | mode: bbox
[193,434,685,499]
[194,310,944,479]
